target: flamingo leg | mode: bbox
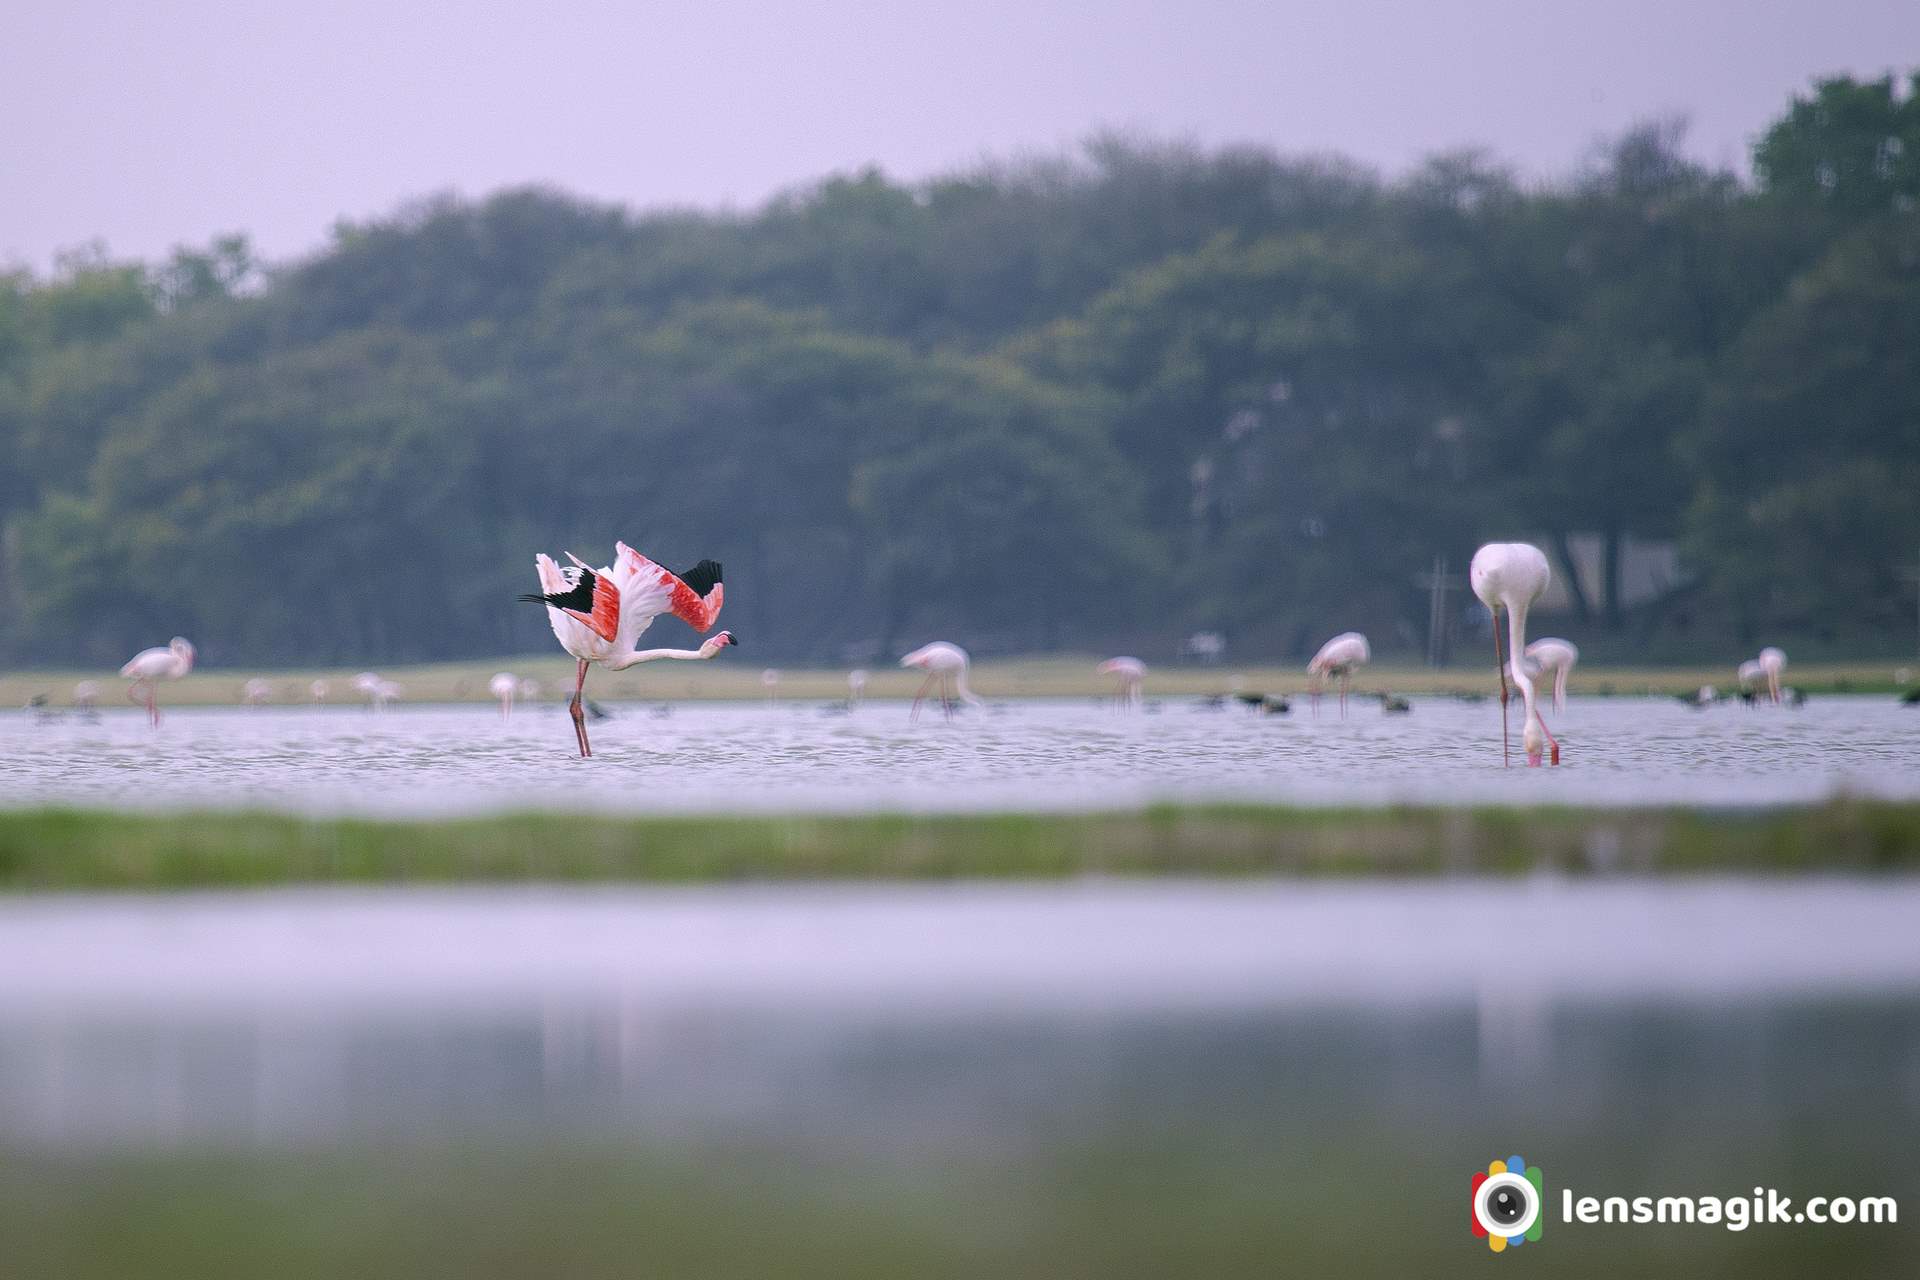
[570,659,591,758]
[941,674,955,721]
[1340,671,1350,719]
[1491,606,1510,767]
[910,672,937,721]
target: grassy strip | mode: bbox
[0,801,1916,889]
[4,656,1917,706]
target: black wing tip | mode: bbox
[516,593,549,605]
[680,559,723,595]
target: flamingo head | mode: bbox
[1522,709,1546,768]
[701,631,739,657]
[170,637,197,669]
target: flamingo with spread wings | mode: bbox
[519,541,737,756]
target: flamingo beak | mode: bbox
[722,631,740,647]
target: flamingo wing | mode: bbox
[616,542,725,633]
[519,556,620,643]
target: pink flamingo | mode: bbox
[1757,647,1787,705]
[489,672,521,720]
[901,642,982,721]
[520,542,736,757]
[1470,542,1560,767]
[119,637,195,727]
[1523,638,1579,713]
[1098,657,1146,710]
[1306,632,1370,717]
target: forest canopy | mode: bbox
[3,73,1917,667]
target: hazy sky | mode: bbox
[5,0,1916,269]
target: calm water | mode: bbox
[0,882,1915,1277]
[2,695,1916,814]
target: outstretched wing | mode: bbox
[615,542,725,633]
[519,554,620,643]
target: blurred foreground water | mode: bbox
[0,880,1915,1276]
[3,696,1917,814]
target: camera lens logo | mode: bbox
[1471,1155,1544,1252]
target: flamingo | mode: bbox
[310,679,330,705]
[72,681,99,711]
[901,642,982,721]
[352,672,401,711]
[847,669,869,709]
[1469,542,1560,767]
[1736,659,1765,704]
[1098,657,1146,710]
[242,678,272,707]
[761,669,782,707]
[519,542,737,757]
[1757,646,1787,705]
[489,672,521,719]
[120,637,195,727]
[1523,638,1579,713]
[1306,632,1370,717]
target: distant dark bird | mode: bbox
[1378,693,1412,714]
[1235,692,1267,712]
[1677,685,1718,709]
[1900,687,1920,706]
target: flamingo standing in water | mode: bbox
[120,637,195,727]
[1469,542,1560,767]
[847,669,869,709]
[241,678,272,707]
[1757,646,1787,705]
[1306,632,1370,717]
[1523,638,1579,713]
[519,542,737,757]
[489,672,521,719]
[901,642,982,721]
[1098,657,1146,710]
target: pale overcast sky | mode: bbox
[4,0,1915,270]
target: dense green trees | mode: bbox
[2,76,1915,666]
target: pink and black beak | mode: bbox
[718,631,740,647]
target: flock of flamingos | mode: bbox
[101,539,1798,766]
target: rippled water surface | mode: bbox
[2,695,1915,814]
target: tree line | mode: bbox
[2,73,1916,668]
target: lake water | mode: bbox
[3,695,1916,815]
[1,881,1915,1277]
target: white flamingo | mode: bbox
[901,642,982,721]
[1306,632,1370,717]
[519,542,736,757]
[847,669,869,708]
[310,679,330,704]
[72,681,99,711]
[489,672,521,719]
[761,669,782,707]
[120,637,195,727]
[1523,638,1579,713]
[1469,542,1560,767]
[241,678,272,707]
[352,672,401,711]
[1098,657,1146,710]
[1757,646,1787,705]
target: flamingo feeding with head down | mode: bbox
[1306,632,1370,717]
[519,542,737,757]
[901,642,982,721]
[120,637,195,727]
[1098,657,1146,710]
[1469,542,1560,767]
[1523,638,1579,713]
